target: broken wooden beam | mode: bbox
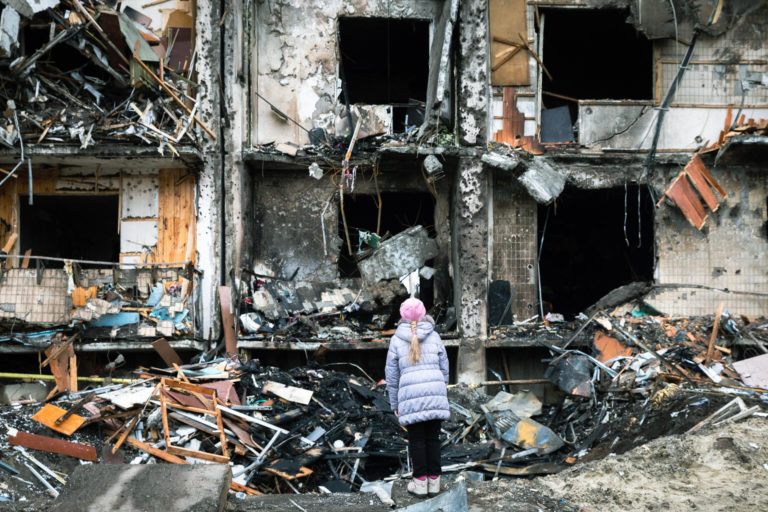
[132,46,217,139]
[8,428,98,461]
[152,338,183,367]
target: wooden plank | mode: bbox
[264,464,313,480]
[17,168,59,195]
[490,0,529,86]
[111,414,139,453]
[166,445,229,463]
[705,302,725,366]
[20,249,32,268]
[684,155,720,211]
[1,233,18,254]
[662,173,707,230]
[161,377,217,397]
[157,170,171,263]
[8,428,98,461]
[696,159,727,199]
[45,342,74,392]
[157,169,196,264]
[69,353,78,392]
[164,400,217,416]
[152,338,183,367]
[119,433,190,464]
[32,404,86,436]
[0,178,18,257]
[219,286,238,354]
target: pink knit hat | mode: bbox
[400,298,426,322]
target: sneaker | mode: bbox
[427,476,440,497]
[407,477,428,497]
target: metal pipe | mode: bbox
[0,373,136,384]
[0,254,191,267]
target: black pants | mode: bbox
[407,419,442,477]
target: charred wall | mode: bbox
[248,159,452,291]
[251,0,443,146]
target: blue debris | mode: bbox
[146,283,165,307]
[89,312,140,327]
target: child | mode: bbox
[385,297,450,498]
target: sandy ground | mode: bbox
[467,416,768,512]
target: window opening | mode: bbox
[20,195,120,268]
[537,186,654,318]
[338,18,430,132]
[540,9,653,139]
[338,192,436,307]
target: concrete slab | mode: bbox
[52,464,231,512]
[358,226,439,283]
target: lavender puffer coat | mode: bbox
[385,316,450,426]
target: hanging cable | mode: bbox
[644,29,699,180]
[537,206,550,321]
[637,184,642,248]
[623,182,629,246]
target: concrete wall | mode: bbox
[251,170,341,281]
[490,171,538,321]
[650,166,768,316]
[195,0,223,342]
[251,0,442,146]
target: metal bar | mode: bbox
[23,462,58,498]
[27,159,32,205]
[0,373,136,384]
[218,405,289,434]
[14,447,66,484]
[0,254,192,267]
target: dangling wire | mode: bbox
[623,182,630,246]
[637,184,642,248]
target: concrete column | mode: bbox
[452,157,488,385]
[195,0,222,343]
[453,0,490,384]
[457,0,490,146]
[222,0,250,280]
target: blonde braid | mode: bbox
[408,320,421,363]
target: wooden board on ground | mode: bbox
[8,428,98,461]
[32,404,86,436]
[263,380,313,405]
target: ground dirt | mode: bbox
[465,416,768,512]
[2,415,767,511]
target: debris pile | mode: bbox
[0,0,208,155]
[235,225,451,342]
[0,355,411,499]
[0,264,197,348]
[0,308,766,504]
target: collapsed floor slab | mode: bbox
[51,464,231,512]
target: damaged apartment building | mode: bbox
[0,0,767,386]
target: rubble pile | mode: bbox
[0,0,204,153]
[0,308,766,504]
[236,276,408,341]
[1,265,197,347]
[235,226,451,343]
